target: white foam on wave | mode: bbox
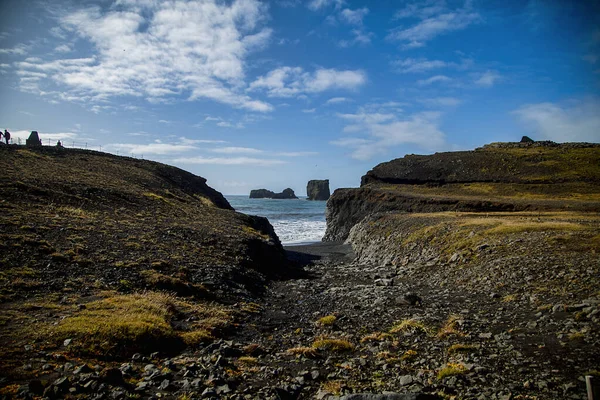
[271,220,326,245]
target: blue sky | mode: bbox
[0,0,599,195]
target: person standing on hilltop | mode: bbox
[3,130,10,145]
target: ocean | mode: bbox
[225,195,327,245]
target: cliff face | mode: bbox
[325,142,600,242]
[307,179,330,201]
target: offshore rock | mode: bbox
[249,188,298,199]
[307,179,330,201]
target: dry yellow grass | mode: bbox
[360,332,393,343]
[389,319,431,335]
[401,349,417,360]
[437,315,465,339]
[236,356,258,364]
[437,363,467,380]
[51,292,231,355]
[316,315,337,326]
[312,338,355,352]
[287,346,319,358]
[321,381,343,395]
[447,344,478,354]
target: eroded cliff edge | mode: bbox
[324,141,600,242]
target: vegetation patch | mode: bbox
[437,363,467,380]
[437,315,465,339]
[447,344,478,354]
[50,292,231,357]
[236,356,258,365]
[140,270,209,298]
[312,337,355,352]
[321,381,343,396]
[360,332,393,343]
[389,319,432,335]
[287,346,319,358]
[401,349,418,361]
[316,315,336,326]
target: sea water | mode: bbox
[225,195,326,245]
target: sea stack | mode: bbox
[307,179,330,201]
[249,188,298,199]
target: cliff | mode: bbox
[249,188,298,199]
[325,142,600,241]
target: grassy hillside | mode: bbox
[0,146,286,383]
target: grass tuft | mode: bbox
[437,315,465,339]
[312,338,354,352]
[287,346,319,358]
[447,344,478,354]
[316,315,336,326]
[437,363,467,380]
[401,349,418,361]
[360,332,393,343]
[389,319,431,335]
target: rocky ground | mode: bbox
[6,240,598,399]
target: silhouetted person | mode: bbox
[4,130,10,145]
[56,140,63,147]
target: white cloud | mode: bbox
[216,121,245,129]
[330,137,371,147]
[15,0,273,112]
[308,0,344,11]
[127,131,151,136]
[394,1,447,20]
[416,75,452,86]
[249,66,366,98]
[513,98,600,142]
[325,97,349,105]
[392,58,450,73]
[302,108,316,113]
[333,109,446,160]
[173,156,286,166]
[276,151,318,157]
[108,142,197,155]
[179,137,226,145]
[337,111,395,124]
[0,44,29,56]
[474,70,501,87]
[339,7,368,25]
[419,97,462,107]
[54,44,72,53]
[339,29,373,47]
[211,146,263,154]
[158,119,172,124]
[388,2,480,48]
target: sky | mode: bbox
[0,0,599,195]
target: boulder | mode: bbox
[307,179,330,201]
[26,131,42,147]
[250,188,298,199]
